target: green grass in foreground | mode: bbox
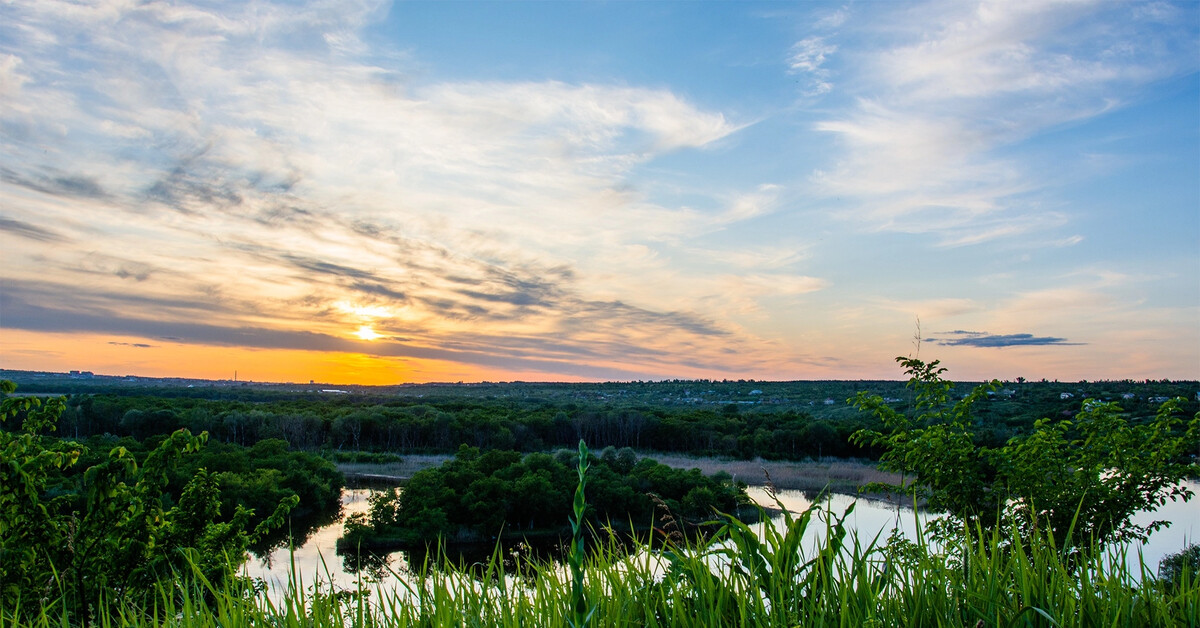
[4,442,1198,627]
[3,500,1198,628]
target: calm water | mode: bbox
[244,481,1200,595]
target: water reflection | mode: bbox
[340,547,395,581]
[746,486,927,551]
[244,481,1200,595]
[245,488,377,593]
[244,485,918,592]
[251,507,346,560]
[341,520,703,580]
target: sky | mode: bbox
[1,0,1197,385]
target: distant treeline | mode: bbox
[11,377,1195,461]
[52,395,864,459]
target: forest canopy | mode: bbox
[339,445,752,551]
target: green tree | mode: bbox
[0,381,296,619]
[0,381,75,605]
[851,358,1200,549]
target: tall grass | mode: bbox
[5,484,1198,626]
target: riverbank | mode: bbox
[336,453,453,482]
[336,452,902,494]
[639,454,903,494]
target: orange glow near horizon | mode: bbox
[3,330,423,385]
[5,329,1191,386]
[0,330,607,385]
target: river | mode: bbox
[243,481,1200,595]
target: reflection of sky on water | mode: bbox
[1129,484,1200,573]
[750,482,1200,579]
[744,486,928,555]
[246,481,1200,598]
[244,488,410,600]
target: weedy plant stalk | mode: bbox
[567,439,595,628]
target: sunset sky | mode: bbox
[2,0,1197,384]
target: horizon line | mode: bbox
[3,367,1196,389]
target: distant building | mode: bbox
[1060,392,1074,399]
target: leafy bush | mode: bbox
[339,444,750,550]
[1159,543,1200,591]
[0,381,296,620]
[851,357,1200,549]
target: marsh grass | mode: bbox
[7,495,1198,628]
[643,453,904,493]
[335,454,453,481]
[336,452,901,493]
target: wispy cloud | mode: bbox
[788,37,837,96]
[808,0,1197,246]
[0,0,792,379]
[876,297,983,319]
[0,0,1194,382]
[0,216,66,243]
[2,168,110,201]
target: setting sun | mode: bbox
[354,326,382,341]
[0,0,1196,385]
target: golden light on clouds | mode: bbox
[1,0,1196,383]
[353,326,382,341]
[336,302,395,320]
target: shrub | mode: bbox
[851,357,1200,549]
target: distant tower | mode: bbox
[234,370,238,382]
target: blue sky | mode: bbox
[1,0,1197,383]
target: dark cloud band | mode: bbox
[932,331,1081,348]
[0,289,660,380]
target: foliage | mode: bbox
[192,438,342,522]
[1159,543,1200,591]
[662,488,858,625]
[0,381,297,620]
[567,439,595,628]
[0,381,77,608]
[5,464,1200,627]
[851,357,1200,549]
[51,434,342,549]
[10,370,1196,463]
[340,445,750,550]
